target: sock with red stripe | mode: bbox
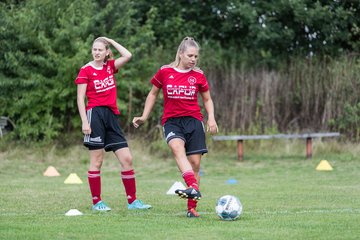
[182,170,199,190]
[188,198,198,211]
[88,171,101,205]
[121,169,137,204]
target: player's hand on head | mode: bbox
[100,36,111,43]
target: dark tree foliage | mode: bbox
[135,0,359,63]
[0,0,359,141]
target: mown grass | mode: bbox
[0,139,359,240]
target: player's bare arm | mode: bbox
[133,86,161,128]
[77,83,91,135]
[101,37,132,69]
[200,90,218,134]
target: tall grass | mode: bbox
[203,54,359,140]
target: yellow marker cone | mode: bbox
[43,166,61,177]
[64,173,83,184]
[316,160,333,171]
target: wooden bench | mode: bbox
[212,132,340,161]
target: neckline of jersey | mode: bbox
[89,61,105,70]
[174,67,192,73]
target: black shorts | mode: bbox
[84,106,128,152]
[163,116,208,156]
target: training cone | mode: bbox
[64,173,83,184]
[316,160,333,171]
[43,166,60,177]
[65,209,83,216]
[166,181,186,195]
[226,178,238,184]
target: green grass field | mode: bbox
[0,139,359,240]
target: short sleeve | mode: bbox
[108,59,118,74]
[199,74,209,92]
[74,67,88,84]
[150,68,163,88]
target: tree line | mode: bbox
[0,0,359,142]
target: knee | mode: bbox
[120,154,133,170]
[188,155,201,173]
[90,154,103,170]
[124,154,133,165]
[171,146,184,155]
[169,140,185,155]
[192,164,200,173]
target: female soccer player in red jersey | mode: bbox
[133,37,218,217]
[75,37,151,211]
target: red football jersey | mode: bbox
[151,65,209,125]
[74,60,120,115]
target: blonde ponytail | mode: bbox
[169,37,200,68]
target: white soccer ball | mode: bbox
[215,195,243,221]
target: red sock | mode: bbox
[88,171,101,205]
[188,198,198,211]
[121,170,137,204]
[182,170,199,190]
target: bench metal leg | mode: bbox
[306,137,312,158]
[237,140,244,161]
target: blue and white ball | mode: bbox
[215,195,243,220]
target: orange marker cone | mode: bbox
[43,166,61,177]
